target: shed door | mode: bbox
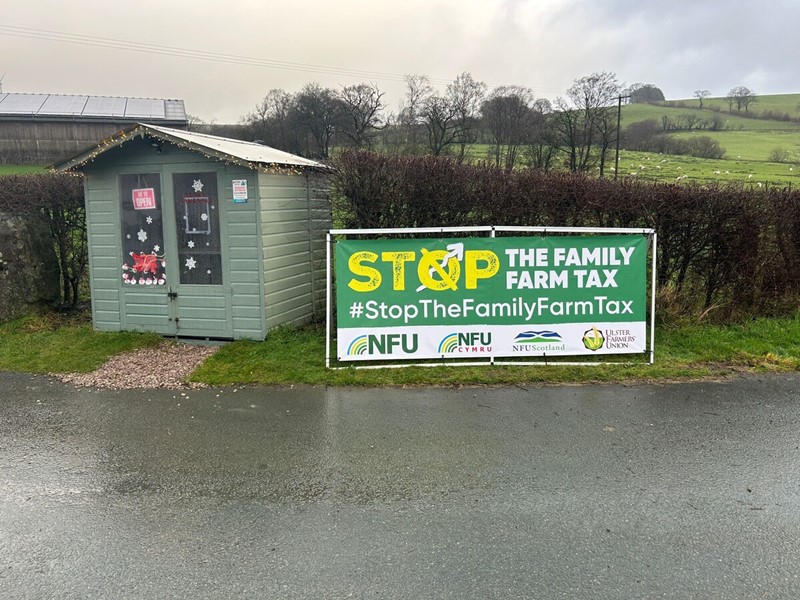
[119,173,175,335]
[167,172,233,338]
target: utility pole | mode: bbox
[614,94,631,181]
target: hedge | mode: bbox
[331,150,800,321]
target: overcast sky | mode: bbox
[2,0,798,123]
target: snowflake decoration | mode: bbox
[153,245,160,253]
[146,216,153,224]
[211,205,215,210]
[192,179,204,193]
[126,234,131,240]
[187,240,195,249]
[200,213,208,221]
[206,269,212,275]
[185,257,197,270]
[137,229,148,243]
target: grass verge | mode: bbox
[2,312,798,386]
[0,313,161,374]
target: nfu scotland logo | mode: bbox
[438,332,492,355]
[512,330,566,353]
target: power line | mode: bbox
[0,24,454,86]
[0,23,572,98]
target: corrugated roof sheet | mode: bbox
[0,93,186,120]
[144,124,329,170]
[53,123,332,173]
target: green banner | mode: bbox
[335,235,648,361]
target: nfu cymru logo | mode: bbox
[438,332,492,355]
[582,327,605,351]
[346,333,419,357]
[512,330,566,352]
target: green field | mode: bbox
[614,150,800,187]
[621,101,800,132]
[616,93,800,185]
[0,164,47,175]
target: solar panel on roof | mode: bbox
[163,99,186,120]
[0,93,186,121]
[83,96,127,117]
[125,98,166,119]
[38,95,90,115]
[0,94,48,114]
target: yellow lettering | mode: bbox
[465,250,499,289]
[348,251,381,292]
[418,249,460,291]
[381,251,416,291]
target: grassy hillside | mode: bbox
[0,165,48,175]
[622,101,800,132]
[614,150,799,187]
[618,93,800,185]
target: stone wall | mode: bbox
[0,212,60,321]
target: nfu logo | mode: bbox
[347,333,419,356]
[438,332,492,355]
[512,330,566,352]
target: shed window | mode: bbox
[173,172,222,285]
[119,173,166,286]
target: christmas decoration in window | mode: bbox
[120,173,166,286]
[173,172,222,285]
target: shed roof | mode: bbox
[0,93,186,121]
[53,123,331,173]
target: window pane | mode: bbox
[119,173,166,287]
[173,172,222,285]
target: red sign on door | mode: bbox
[132,188,157,210]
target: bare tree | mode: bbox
[553,71,621,173]
[416,73,488,157]
[726,86,758,113]
[693,89,711,109]
[480,86,536,170]
[397,75,434,154]
[292,83,344,158]
[523,101,559,171]
[338,83,385,149]
[420,94,461,155]
[446,72,487,161]
[243,89,298,152]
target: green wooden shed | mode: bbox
[55,123,331,340]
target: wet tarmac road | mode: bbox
[1,372,799,599]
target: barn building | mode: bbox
[0,93,187,164]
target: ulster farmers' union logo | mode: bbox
[438,332,492,355]
[582,327,605,351]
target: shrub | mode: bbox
[0,173,86,309]
[769,147,792,163]
[331,150,800,321]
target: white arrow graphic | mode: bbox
[416,242,464,292]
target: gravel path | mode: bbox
[57,342,219,389]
